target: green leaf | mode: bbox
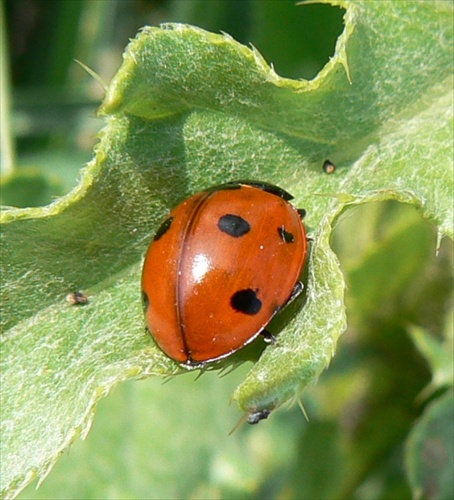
[15,368,308,500]
[1,1,453,497]
[407,322,454,399]
[326,201,452,498]
[405,390,454,500]
[0,168,64,208]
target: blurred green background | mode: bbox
[2,1,452,499]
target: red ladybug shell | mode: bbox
[141,181,308,367]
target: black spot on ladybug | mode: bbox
[230,289,262,315]
[142,290,150,311]
[218,214,250,237]
[154,217,173,241]
[278,226,295,243]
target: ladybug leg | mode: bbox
[261,329,277,344]
[264,281,304,337]
[287,281,304,304]
[297,208,306,219]
[296,210,312,241]
[260,281,304,346]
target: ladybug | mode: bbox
[141,181,308,367]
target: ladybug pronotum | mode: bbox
[141,181,308,367]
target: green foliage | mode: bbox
[0,168,64,208]
[1,1,453,498]
[406,390,454,500]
